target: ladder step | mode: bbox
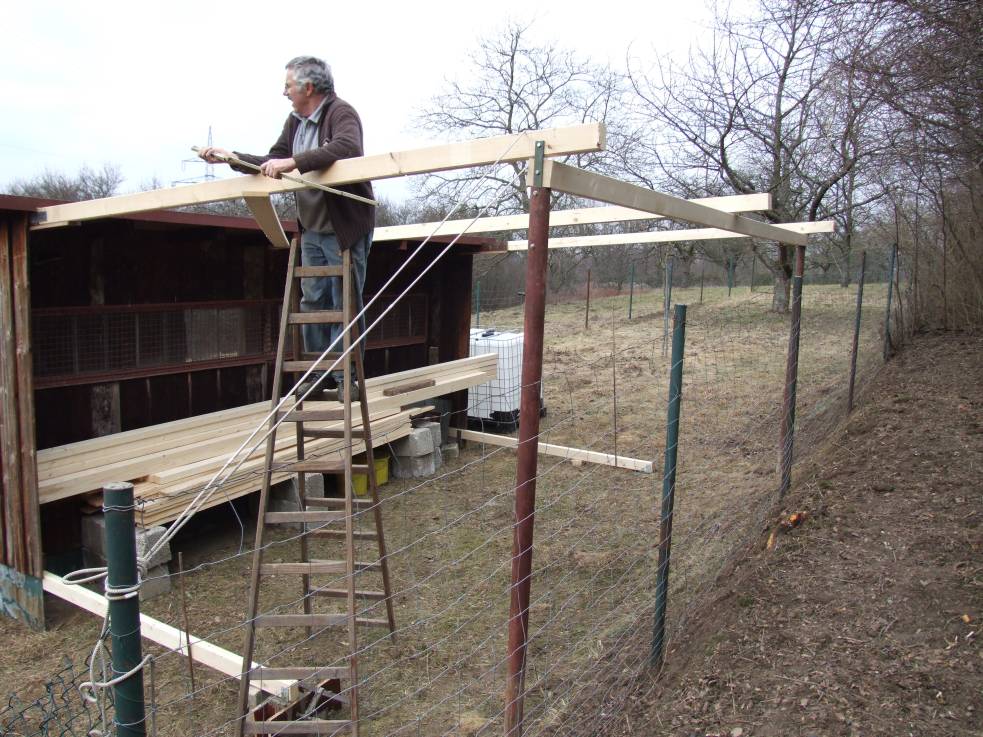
[260,560,381,575]
[294,265,344,278]
[282,460,369,474]
[265,511,346,525]
[287,311,344,325]
[313,588,386,601]
[305,497,375,509]
[283,358,343,372]
[303,428,367,440]
[254,666,349,681]
[254,614,390,628]
[309,528,378,541]
[245,719,351,734]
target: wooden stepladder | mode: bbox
[238,241,396,737]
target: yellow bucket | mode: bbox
[353,456,390,497]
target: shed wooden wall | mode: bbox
[0,212,43,630]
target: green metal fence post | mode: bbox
[883,243,897,361]
[699,261,705,304]
[628,262,635,319]
[847,251,867,413]
[727,257,734,297]
[584,268,591,330]
[104,481,147,737]
[749,255,756,293]
[651,303,687,668]
[779,246,806,498]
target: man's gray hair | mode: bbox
[286,56,334,95]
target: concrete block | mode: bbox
[271,474,325,509]
[420,422,443,456]
[140,564,172,601]
[441,442,460,459]
[81,516,171,570]
[392,453,437,479]
[391,428,434,458]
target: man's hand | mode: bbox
[260,158,298,179]
[198,146,232,164]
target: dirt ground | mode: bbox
[563,331,983,737]
[4,283,943,737]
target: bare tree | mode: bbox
[627,0,888,310]
[6,163,124,201]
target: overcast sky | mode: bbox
[1,0,712,203]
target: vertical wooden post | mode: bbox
[504,142,550,737]
[0,214,44,630]
[883,243,897,362]
[779,245,806,498]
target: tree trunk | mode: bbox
[771,245,793,313]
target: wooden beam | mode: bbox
[10,214,42,581]
[507,220,835,251]
[0,219,21,570]
[536,161,808,246]
[41,572,294,696]
[34,124,605,228]
[372,194,773,241]
[450,428,653,473]
[243,193,291,250]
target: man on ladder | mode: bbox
[200,54,374,399]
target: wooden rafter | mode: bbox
[507,220,835,251]
[32,124,605,229]
[533,160,809,246]
[372,193,772,241]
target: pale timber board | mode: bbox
[244,194,291,250]
[537,161,809,246]
[373,194,773,241]
[450,428,654,473]
[42,572,293,696]
[35,124,605,227]
[507,220,835,251]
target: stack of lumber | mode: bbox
[37,354,497,527]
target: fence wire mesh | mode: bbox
[4,255,894,737]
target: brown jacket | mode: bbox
[234,94,374,250]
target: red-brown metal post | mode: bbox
[504,143,550,737]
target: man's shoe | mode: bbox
[296,373,335,400]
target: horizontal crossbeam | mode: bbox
[507,220,835,251]
[372,193,772,241]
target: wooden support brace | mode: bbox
[533,160,809,246]
[450,428,653,473]
[243,193,291,250]
[42,572,294,696]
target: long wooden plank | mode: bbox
[244,193,291,250]
[451,428,654,473]
[373,194,773,241]
[41,571,294,695]
[537,160,808,246]
[507,220,835,251]
[34,125,605,227]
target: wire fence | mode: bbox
[3,248,898,737]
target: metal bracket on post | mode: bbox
[532,140,545,189]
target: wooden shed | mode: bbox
[0,194,495,629]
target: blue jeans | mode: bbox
[300,230,371,382]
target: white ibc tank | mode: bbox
[468,328,524,421]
